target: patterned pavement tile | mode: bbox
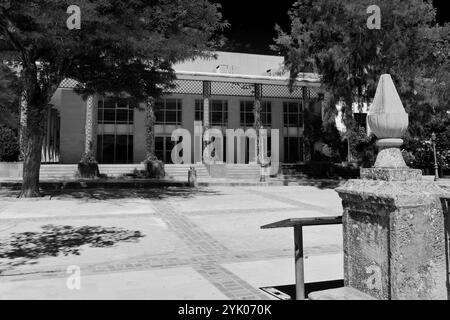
[0,186,344,300]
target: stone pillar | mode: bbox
[50,110,57,162]
[302,87,311,162]
[203,81,211,128]
[309,74,449,300]
[203,81,211,154]
[254,84,262,164]
[45,108,52,162]
[84,95,96,156]
[144,98,156,161]
[19,92,27,161]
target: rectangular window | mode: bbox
[262,102,272,127]
[155,136,165,163]
[195,99,228,126]
[240,101,272,127]
[155,136,182,164]
[97,97,135,125]
[195,100,204,122]
[97,134,134,164]
[283,102,303,128]
[155,99,182,125]
[240,101,254,127]
[210,100,228,126]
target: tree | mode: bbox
[0,63,18,128]
[0,63,20,162]
[273,0,450,164]
[0,0,226,197]
[0,125,19,161]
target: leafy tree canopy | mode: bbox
[273,0,450,133]
[273,0,450,167]
[0,0,226,197]
[0,0,226,102]
[0,63,18,127]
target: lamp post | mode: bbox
[431,132,439,181]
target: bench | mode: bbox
[261,216,343,300]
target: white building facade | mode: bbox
[49,51,324,166]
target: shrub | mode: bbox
[0,125,19,162]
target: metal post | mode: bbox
[294,226,305,300]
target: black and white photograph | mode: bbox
[1,0,450,306]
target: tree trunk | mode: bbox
[145,98,156,160]
[19,96,48,198]
[20,129,45,197]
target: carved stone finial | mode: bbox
[368,74,409,168]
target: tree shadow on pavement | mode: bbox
[46,186,223,201]
[0,225,145,272]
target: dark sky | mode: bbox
[216,0,450,55]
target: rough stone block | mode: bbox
[361,168,422,182]
[308,287,376,300]
[336,179,448,300]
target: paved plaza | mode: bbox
[0,185,345,300]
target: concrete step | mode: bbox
[40,165,78,179]
[225,165,261,180]
[165,164,209,180]
[38,163,264,180]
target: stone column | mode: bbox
[302,87,311,162]
[203,81,211,153]
[309,74,449,300]
[84,95,96,156]
[50,110,56,162]
[19,92,27,161]
[254,84,262,164]
[44,108,52,163]
[203,81,211,128]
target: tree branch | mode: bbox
[0,7,31,67]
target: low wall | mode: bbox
[0,162,23,179]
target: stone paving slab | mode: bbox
[221,254,343,290]
[0,216,192,275]
[0,198,157,220]
[0,185,345,300]
[240,186,343,214]
[0,267,229,300]
[170,187,297,213]
[188,211,342,255]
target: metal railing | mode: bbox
[261,216,343,300]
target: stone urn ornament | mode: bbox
[367,74,409,168]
